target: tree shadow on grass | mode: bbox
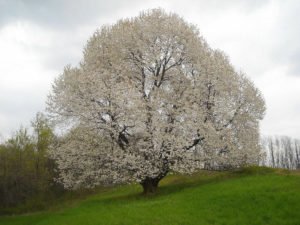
[95,167,279,205]
[94,170,238,205]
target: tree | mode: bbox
[30,112,57,182]
[0,113,59,210]
[260,136,300,169]
[47,9,265,193]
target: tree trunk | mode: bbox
[141,177,159,194]
[140,172,168,194]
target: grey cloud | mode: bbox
[179,0,270,13]
[0,0,141,30]
[37,36,84,71]
[0,88,47,137]
[0,0,144,72]
[0,0,271,30]
[288,51,300,76]
[268,0,300,76]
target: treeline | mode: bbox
[260,136,300,169]
[0,113,64,214]
[1,113,300,214]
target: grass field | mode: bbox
[1,167,300,225]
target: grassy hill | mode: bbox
[1,167,300,225]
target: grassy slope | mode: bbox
[1,167,300,225]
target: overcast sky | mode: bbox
[0,0,300,141]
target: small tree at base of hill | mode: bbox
[47,9,265,194]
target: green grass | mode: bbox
[1,167,300,225]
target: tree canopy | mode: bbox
[47,9,265,193]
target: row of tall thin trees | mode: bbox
[260,136,300,170]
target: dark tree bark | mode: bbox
[140,177,160,194]
[140,171,168,194]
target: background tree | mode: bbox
[260,136,300,169]
[0,113,59,211]
[47,9,265,193]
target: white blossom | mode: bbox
[47,9,265,192]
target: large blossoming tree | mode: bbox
[47,9,265,193]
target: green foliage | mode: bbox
[1,168,300,225]
[0,113,63,213]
